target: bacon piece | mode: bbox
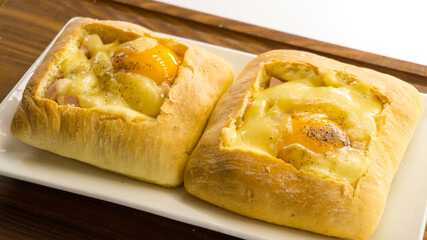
[61,96,80,107]
[269,76,283,88]
[46,79,61,100]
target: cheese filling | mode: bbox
[45,32,182,122]
[222,62,384,185]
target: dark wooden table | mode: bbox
[1,0,426,239]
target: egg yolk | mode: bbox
[280,116,350,154]
[112,44,180,85]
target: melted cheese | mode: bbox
[222,66,383,185]
[51,33,181,122]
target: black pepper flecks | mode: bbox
[303,119,350,147]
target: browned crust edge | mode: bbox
[184,50,423,238]
[10,17,234,187]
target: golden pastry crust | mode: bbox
[184,50,423,239]
[10,18,234,187]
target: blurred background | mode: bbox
[158,0,427,66]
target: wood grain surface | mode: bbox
[0,0,426,239]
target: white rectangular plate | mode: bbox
[0,17,426,240]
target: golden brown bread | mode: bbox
[184,50,423,239]
[10,18,234,187]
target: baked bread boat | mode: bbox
[184,50,423,239]
[10,18,234,187]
